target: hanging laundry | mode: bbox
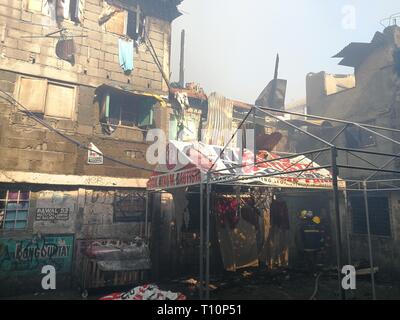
[42,0,57,21]
[118,38,134,72]
[56,0,70,20]
[55,38,76,64]
[70,0,85,23]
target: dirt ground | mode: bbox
[3,268,400,300]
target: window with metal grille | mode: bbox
[114,190,146,222]
[350,196,391,236]
[0,190,30,230]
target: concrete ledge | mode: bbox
[0,170,148,188]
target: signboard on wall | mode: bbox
[87,142,103,165]
[0,234,74,277]
[35,208,71,221]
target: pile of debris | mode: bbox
[99,284,186,300]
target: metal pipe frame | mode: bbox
[257,106,400,134]
[146,105,400,301]
[331,147,346,300]
[210,147,331,174]
[363,181,377,300]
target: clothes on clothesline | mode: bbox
[118,38,134,72]
[56,0,70,19]
[55,38,75,63]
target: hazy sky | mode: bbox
[169,0,400,105]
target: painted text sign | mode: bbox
[0,235,74,277]
[35,208,71,221]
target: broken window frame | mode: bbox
[104,1,145,41]
[100,89,155,130]
[0,190,31,231]
[113,189,146,223]
[16,75,77,121]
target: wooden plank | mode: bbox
[18,77,46,113]
[45,83,75,119]
[105,9,127,36]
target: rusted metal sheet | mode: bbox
[202,92,233,147]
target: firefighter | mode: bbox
[299,210,325,271]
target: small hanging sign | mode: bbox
[87,142,103,165]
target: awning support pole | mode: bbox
[343,190,352,265]
[199,182,204,299]
[205,172,211,300]
[145,191,149,239]
[253,105,257,166]
[362,180,377,300]
[331,147,346,300]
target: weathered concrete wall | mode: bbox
[0,69,159,179]
[302,27,400,276]
[0,185,147,295]
[307,27,400,122]
[345,191,400,277]
[306,27,400,165]
[75,188,144,240]
[0,0,171,95]
[0,0,175,181]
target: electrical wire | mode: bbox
[143,29,171,92]
[0,89,154,172]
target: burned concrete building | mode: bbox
[294,25,400,276]
[0,0,182,294]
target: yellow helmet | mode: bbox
[300,210,308,219]
[312,216,321,224]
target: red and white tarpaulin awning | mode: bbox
[146,141,346,191]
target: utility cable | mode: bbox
[0,89,153,172]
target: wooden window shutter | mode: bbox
[137,99,154,127]
[18,77,47,113]
[105,9,127,36]
[45,83,75,119]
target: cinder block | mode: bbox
[104,61,122,73]
[20,11,32,22]
[18,40,41,54]
[0,80,14,93]
[84,11,100,24]
[3,37,18,49]
[0,0,22,10]
[138,68,154,80]
[148,30,164,43]
[31,14,53,27]
[110,71,129,83]
[83,19,101,32]
[7,28,31,39]
[0,4,21,19]
[85,3,102,15]
[133,77,151,90]
[77,124,94,135]
[5,47,29,61]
